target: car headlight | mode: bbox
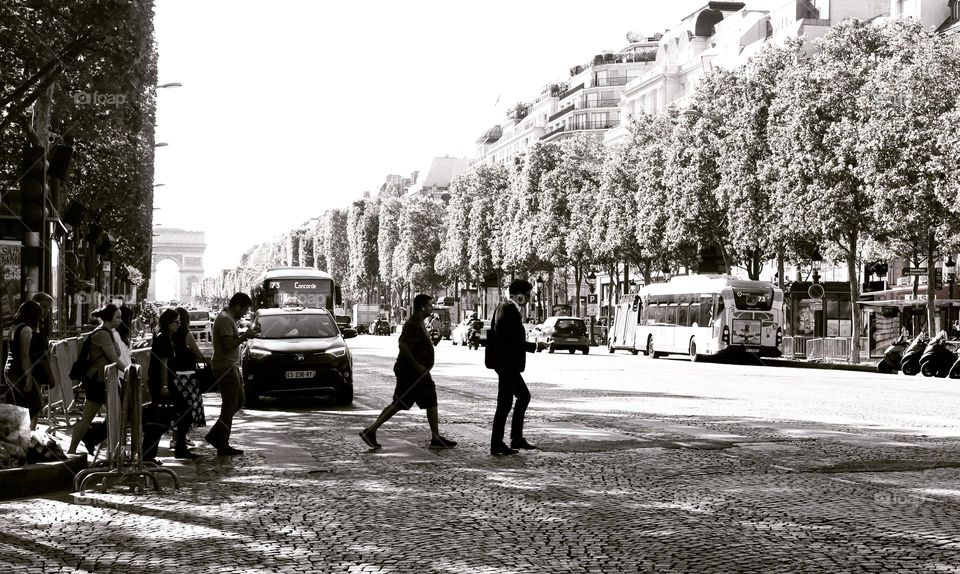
[248,348,272,358]
[325,346,347,358]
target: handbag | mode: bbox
[195,363,217,393]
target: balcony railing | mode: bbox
[542,125,566,139]
[594,76,635,87]
[542,119,621,140]
[582,99,619,109]
[557,83,583,101]
[548,106,575,122]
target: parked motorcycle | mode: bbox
[876,335,909,374]
[920,331,957,378]
[900,332,930,376]
[946,354,960,379]
[430,328,441,346]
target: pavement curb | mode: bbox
[0,454,87,500]
[763,357,879,373]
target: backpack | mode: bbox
[69,327,107,382]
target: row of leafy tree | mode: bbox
[224,19,960,362]
[1,1,157,287]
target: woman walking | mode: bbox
[168,307,207,449]
[68,305,129,454]
[142,308,197,461]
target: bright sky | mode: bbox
[153,0,709,276]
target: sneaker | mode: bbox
[429,436,457,449]
[216,446,244,456]
[359,429,381,449]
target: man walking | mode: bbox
[359,294,457,450]
[204,292,259,456]
[486,279,538,456]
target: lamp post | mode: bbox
[586,270,597,345]
[811,248,823,338]
[536,275,544,322]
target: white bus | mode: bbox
[633,275,784,361]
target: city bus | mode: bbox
[249,267,342,312]
[634,275,784,361]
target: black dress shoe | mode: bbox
[174,449,200,459]
[491,443,519,456]
[510,438,537,450]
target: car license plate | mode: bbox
[285,370,315,379]
[746,347,760,354]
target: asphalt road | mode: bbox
[2,334,960,573]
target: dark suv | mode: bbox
[242,307,357,405]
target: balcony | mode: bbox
[548,106,575,122]
[581,98,619,109]
[569,119,620,130]
[542,125,566,139]
[593,76,635,87]
[557,83,583,101]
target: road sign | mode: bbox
[586,293,598,316]
[807,300,823,311]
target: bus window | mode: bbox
[699,297,713,326]
[678,304,689,327]
[713,297,725,323]
[689,303,700,326]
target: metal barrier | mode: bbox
[44,336,84,432]
[73,362,180,494]
[805,337,871,363]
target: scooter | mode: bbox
[877,335,909,374]
[919,331,957,378]
[430,328,441,346]
[467,325,482,350]
[900,333,929,376]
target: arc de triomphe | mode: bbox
[148,227,206,302]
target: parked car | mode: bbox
[242,307,357,406]
[334,314,353,333]
[530,316,591,354]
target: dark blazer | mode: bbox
[486,300,536,373]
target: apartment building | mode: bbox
[475,36,659,165]
[606,0,889,144]
[404,156,473,203]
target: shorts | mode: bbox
[82,377,107,405]
[392,370,438,411]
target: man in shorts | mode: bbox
[359,294,457,450]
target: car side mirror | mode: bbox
[342,328,358,339]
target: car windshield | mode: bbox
[189,311,208,322]
[257,314,340,339]
[554,319,586,334]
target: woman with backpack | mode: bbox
[68,305,129,454]
[4,300,50,430]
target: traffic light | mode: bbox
[18,146,47,234]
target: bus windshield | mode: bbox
[732,287,774,311]
[260,278,334,309]
[256,314,339,339]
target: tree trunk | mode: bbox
[641,259,652,285]
[623,263,630,295]
[927,231,938,337]
[847,231,861,364]
[573,264,582,317]
[776,247,785,291]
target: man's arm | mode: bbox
[215,317,257,351]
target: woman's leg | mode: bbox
[68,400,102,454]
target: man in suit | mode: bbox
[486,279,538,456]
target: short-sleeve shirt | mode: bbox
[87,328,119,383]
[395,316,434,376]
[212,310,240,370]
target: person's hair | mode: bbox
[413,294,433,313]
[31,292,53,306]
[157,308,180,338]
[92,304,120,323]
[229,292,252,308]
[13,300,43,330]
[174,307,191,343]
[509,279,533,296]
[120,305,133,325]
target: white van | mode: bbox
[188,310,213,342]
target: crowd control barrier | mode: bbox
[73,362,180,494]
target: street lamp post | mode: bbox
[586,270,597,345]
[536,275,544,322]
[811,248,823,338]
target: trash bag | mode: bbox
[0,404,30,450]
[0,440,27,467]
[26,434,65,464]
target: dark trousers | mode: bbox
[142,400,192,459]
[491,370,530,447]
[205,366,244,447]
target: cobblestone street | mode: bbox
[3,336,960,573]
